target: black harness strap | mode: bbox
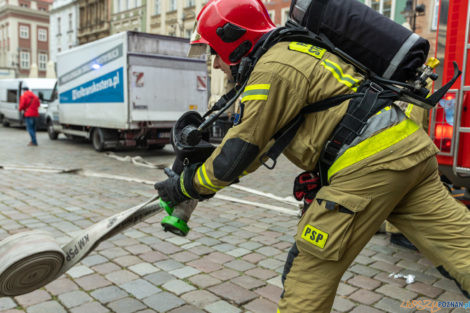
[318,82,398,185]
[261,81,399,188]
[260,93,361,169]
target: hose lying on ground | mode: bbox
[0,195,161,297]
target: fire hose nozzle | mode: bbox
[160,199,197,237]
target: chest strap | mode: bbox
[260,93,361,169]
[260,81,398,186]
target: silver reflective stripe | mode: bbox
[291,0,312,24]
[383,33,420,79]
[335,105,407,159]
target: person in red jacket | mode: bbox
[19,87,40,146]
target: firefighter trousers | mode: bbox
[277,156,470,313]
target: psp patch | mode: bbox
[288,42,326,59]
[233,102,244,125]
[301,224,328,249]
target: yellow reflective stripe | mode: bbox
[201,163,224,190]
[244,84,271,91]
[180,171,192,198]
[238,170,249,179]
[241,84,271,102]
[405,103,414,117]
[375,105,391,116]
[242,94,268,101]
[196,166,218,193]
[321,59,360,92]
[277,309,281,313]
[328,119,420,180]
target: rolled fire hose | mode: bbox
[0,195,164,297]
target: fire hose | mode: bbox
[0,195,196,297]
[0,110,295,297]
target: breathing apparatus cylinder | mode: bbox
[160,111,216,236]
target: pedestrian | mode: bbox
[19,86,40,146]
[154,0,470,311]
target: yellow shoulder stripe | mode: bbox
[241,84,271,103]
[321,59,360,92]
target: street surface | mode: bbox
[0,125,468,313]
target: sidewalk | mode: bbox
[0,128,468,313]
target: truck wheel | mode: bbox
[2,118,9,127]
[47,120,58,140]
[91,128,106,152]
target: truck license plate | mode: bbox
[158,132,170,138]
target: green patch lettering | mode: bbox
[288,42,326,59]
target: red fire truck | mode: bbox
[431,0,470,202]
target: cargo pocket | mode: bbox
[295,186,370,261]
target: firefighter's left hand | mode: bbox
[154,168,190,206]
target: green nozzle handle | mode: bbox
[161,215,190,236]
[159,199,174,215]
[159,199,190,236]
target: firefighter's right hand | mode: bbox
[154,168,190,207]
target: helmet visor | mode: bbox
[188,43,209,58]
[188,21,210,58]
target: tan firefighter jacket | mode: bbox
[180,41,439,198]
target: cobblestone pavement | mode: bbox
[0,126,469,313]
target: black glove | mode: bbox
[154,168,190,206]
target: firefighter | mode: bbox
[154,0,470,311]
[386,102,429,250]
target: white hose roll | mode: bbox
[0,230,64,296]
[0,195,161,297]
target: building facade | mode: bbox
[49,0,79,64]
[77,0,111,45]
[147,0,203,38]
[0,0,52,78]
[111,0,146,34]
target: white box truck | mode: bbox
[46,31,208,151]
[0,78,57,130]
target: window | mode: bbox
[115,0,120,12]
[121,0,128,11]
[38,53,47,71]
[365,0,394,19]
[155,0,160,14]
[431,0,439,31]
[185,28,192,38]
[57,17,61,34]
[281,7,290,25]
[186,0,194,7]
[268,10,275,24]
[169,0,176,11]
[20,51,30,69]
[7,89,17,103]
[38,29,47,41]
[19,25,29,39]
[68,13,73,31]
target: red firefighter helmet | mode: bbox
[188,0,276,65]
